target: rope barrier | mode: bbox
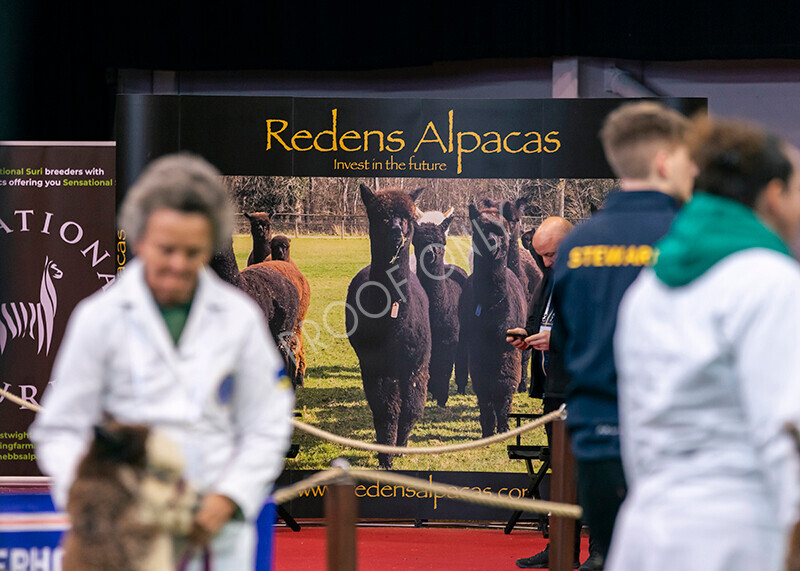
[0,387,564,455]
[291,405,565,454]
[0,388,41,412]
[272,465,582,519]
[1,387,581,518]
[272,467,347,505]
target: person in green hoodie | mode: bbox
[610,117,800,571]
[542,101,697,571]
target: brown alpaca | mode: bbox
[501,197,544,394]
[257,242,311,387]
[270,234,292,262]
[459,202,526,436]
[346,185,431,469]
[209,240,300,381]
[62,421,198,571]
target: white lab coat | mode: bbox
[610,249,800,571]
[30,259,294,569]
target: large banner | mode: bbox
[115,96,706,520]
[116,95,705,186]
[0,143,117,477]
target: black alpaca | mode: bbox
[501,197,544,392]
[412,209,466,407]
[458,203,526,436]
[346,184,431,469]
[521,228,536,260]
[504,199,545,303]
[244,211,273,265]
[209,240,300,380]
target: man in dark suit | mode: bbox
[508,216,596,569]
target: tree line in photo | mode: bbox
[216,176,614,469]
[225,176,617,235]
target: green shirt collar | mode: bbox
[158,300,193,345]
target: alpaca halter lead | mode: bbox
[388,234,406,265]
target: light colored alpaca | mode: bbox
[63,422,199,571]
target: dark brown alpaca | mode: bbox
[347,184,431,469]
[244,211,273,266]
[521,228,536,260]
[63,421,198,571]
[270,235,291,262]
[459,202,526,436]
[412,209,466,407]
[503,198,545,303]
[501,197,544,393]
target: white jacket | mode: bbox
[610,249,800,571]
[30,259,294,522]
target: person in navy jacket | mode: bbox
[549,101,698,569]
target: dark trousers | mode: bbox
[575,457,627,558]
[542,396,581,557]
[542,396,562,449]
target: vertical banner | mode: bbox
[0,142,116,477]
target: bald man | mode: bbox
[507,216,573,358]
[507,216,580,569]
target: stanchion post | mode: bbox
[549,417,577,571]
[325,459,357,571]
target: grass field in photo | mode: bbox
[233,235,545,473]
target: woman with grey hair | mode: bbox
[31,153,294,569]
[119,153,234,252]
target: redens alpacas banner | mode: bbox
[114,96,706,521]
[116,96,706,185]
[0,142,117,477]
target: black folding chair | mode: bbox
[504,412,551,535]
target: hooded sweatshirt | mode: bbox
[609,193,800,571]
[654,192,791,286]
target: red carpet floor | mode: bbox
[273,524,590,570]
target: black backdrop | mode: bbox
[3,1,800,141]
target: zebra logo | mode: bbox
[0,256,63,356]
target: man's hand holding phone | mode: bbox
[506,328,529,350]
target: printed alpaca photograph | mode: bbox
[345,184,430,469]
[209,238,300,384]
[412,207,467,406]
[459,201,527,437]
[219,175,616,472]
